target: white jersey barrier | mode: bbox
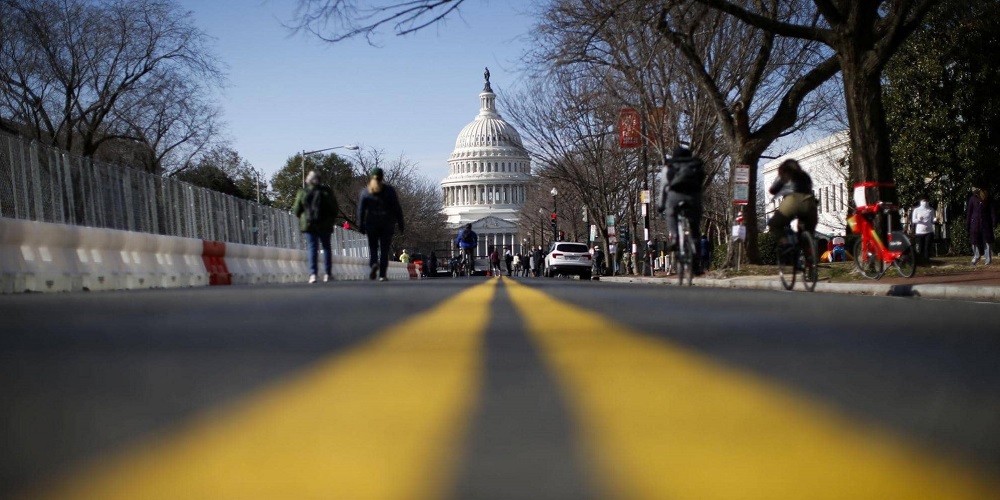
[1,218,412,293]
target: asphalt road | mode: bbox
[2,277,999,499]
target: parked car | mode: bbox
[544,242,593,279]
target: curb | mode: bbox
[599,275,1000,303]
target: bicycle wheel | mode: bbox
[777,234,796,290]
[683,227,696,286]
[800,231,819,292]
[892,237,917,278]
[853,239,883,279]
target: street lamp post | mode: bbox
[551,187,559,242]
[301,144,360,188]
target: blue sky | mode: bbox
[177,0,537,184]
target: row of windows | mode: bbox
[816,184,848,214]
[451,161,527,175]
[443,185,525,205]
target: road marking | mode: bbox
[504,279,999,500]
[25,280,498,500]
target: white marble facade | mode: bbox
[440,70,532,255]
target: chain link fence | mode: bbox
[0,131,367,256]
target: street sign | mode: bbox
[733,164,750,204]
[607,225,617,237]
[735,165,750,183]
[733,184,749,204]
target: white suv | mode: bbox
[544,242,593,279]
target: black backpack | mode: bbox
[305,188,324,224]
[669,158,705,194]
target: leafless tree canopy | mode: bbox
[289,0,467,43]
[691,0,937,197]
[0,0,225,174]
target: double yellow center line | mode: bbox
[24,279,998,499]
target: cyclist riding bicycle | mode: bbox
[455,223,479,274]
[767,159,818,252]
[657,146,705,275]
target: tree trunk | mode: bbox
[733,149,762,263]
[840,49,897,205]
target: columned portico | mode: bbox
[440,69,531,261]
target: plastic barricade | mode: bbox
[202,240,231,286]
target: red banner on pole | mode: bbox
[618,108,641,149]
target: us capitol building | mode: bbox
[440,68,531,256]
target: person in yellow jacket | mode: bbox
[399,249,411,264]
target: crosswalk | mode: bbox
[21,279,999,499]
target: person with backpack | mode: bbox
[657,146,706,275]
[293,170,339,283]
[455,223,478,274]
[357,168,405,281]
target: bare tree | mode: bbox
[504,74,638,257]
[691,0,937,204]
[289,0,466,43]
[534,0,840,264]
[347,147,448,254]
[654,0,841,263]
[0,0,224,172]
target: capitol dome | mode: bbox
[453,111,524,150]
[440,69,532,255]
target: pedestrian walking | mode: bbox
[504,246,514,277]
[910,196,935,264]
[293,170,338,284]
[512,253,522,277]
[608,241,618,275]
[489,246,502,278]
[700,235,713,272]
[357,168,405,281]
[967,186,996,265]
[532,246,544,277]
[592,245,605,277]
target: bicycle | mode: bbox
[672,202,697,286]
[849,201,916,279]
[776,226,819,292]
[452,251,473,278]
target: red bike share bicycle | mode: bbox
[848,182,917,279]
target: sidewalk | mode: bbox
[600,267,1000,303]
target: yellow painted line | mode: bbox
[24,279,498,500]
[504,279,999,500]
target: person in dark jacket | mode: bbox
[967,187,996,265]
[357,168,405,281]
[657,146,706,274]
[592,245,605,277]
[293,171,339,283]
[532,246,544,277]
